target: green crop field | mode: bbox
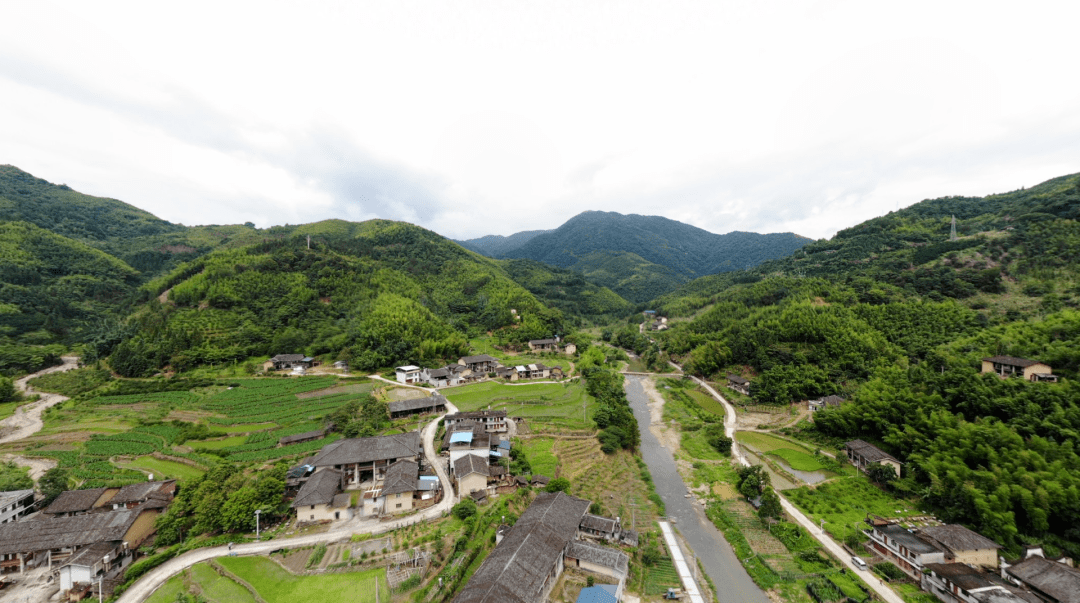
[686,389,727,416]
[785,477,921,542]
[192,435,248,449]
[681,429,726,461]
[769,448,826,471]
[117,456,206,481]
[445,381,594,430]
[736,431,816,454]
[218,556,389,603]
[522,437,558,476]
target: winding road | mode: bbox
[0,356,80,445]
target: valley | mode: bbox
[0,166,1078,603]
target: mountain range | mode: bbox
[458,211,811,302]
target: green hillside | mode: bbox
[571,250,687,303]
[111,220,568,376]
[651,171,1080,556]
[457,229,550,256]
[500,258,635,322]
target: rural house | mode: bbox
[309,432,422,487]
[458,355,500,374]
[108,480,176,510]
[1001,551,1080,603]
[981,356,1057,382]
[444,410,507,433]
[528,338,559,352]
[454,454,489,498]
[866,520,947,579]
[292,468,348,523]
[846,440,902,478]
[373,460,419,515]
[395,365,422,384]
[919,524,1002,568]
[726,374,750,395]
[579,514,623,542]
[808,395,844,412]
[388,394,447,419]
[0,490,34,524]
[57,542,121,595]
[422,365,465,387]
[921,563,1024,603]
[278,428,328,447]
[444,422,503,468]
[267,354,314,371]
[452,492,631,603]
[42,488,118,518]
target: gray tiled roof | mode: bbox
[982,356,1042,368]
[1005,556,1080,603]
[454,454,489,479]
[846,440,900,463]
[925,563,996,590]
[453,492,591,603]
[0,489,33,509]
[110,480,175,506]
[388,394,446,414]
[875,524,941,555]
[270,354,306,362]
[920,524,1001,553]
[0,508,145,555]
[291,469,342,508]
[460,355,499,364]
[580,514,618,534]
[727,374,749,385]
[310,432,420,467]
[566,540,629,574]
[43,488,111,515]
[382,460,419,496]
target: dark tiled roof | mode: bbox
[59,542,117,569]
[382,460,418,496]
[920,524,1001,553]
[455,454,489,478]
[982,356,1042,368]
[820,395,845,406]
[453,492,592,603]
[332,493,352,509]
[388,394,446,414]
[427,368,452,379]
[271,354,306,362]
[727,374,749,385]
[876,524,941,555]
[529,339,558,345]
[1005,556,1080,603]
[43,488,111,515]
[846,440,900,463]
[460,355,499,364]
[580,514,618,533]
[310,432,420,467]
[531,475,549,485]
[110,481,175,506]
[291,469,341,508]
[0,508,146,555]
[470,490,488,502]
[925,563,996,590]
[971,590,1038,603]
[566,540,629,574]
[279,429,326,445]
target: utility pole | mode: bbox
[307,235,311,249]
[255,509,262,541]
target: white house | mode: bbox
[395,366,422,384]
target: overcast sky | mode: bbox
[3,1,1079,241]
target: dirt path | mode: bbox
[1,453,57,479]
[0,356,80,445]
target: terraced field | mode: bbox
[445,381,594,431]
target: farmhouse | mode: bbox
[846,440,901,478]
[377,460,419,515]
[57,541,121,594]
[292,468,347,522]
[388,394,447,419]
[1001,548,1080,603]
[267,354,314,371]
[866,521,946,579]
[454,454,489,498]
[0,490,34,524]
[453,492,630,603]
[921,563,1025,603]
[579,514,622,542]
[42,488,118,518]
[445,409,507,433]
[445,422,503,468]
[919,524,1002,568]
[0,505,160,575]
[727,374,750,395]
[528,339,559,352]
[309,432,422,487]
[422,365,465,387]
[808,395,844,412]
[981,356,1057,382]
[458,355,500,374]
[395,365,422,384]
[108,480,176,510]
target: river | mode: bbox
[624,375,769,603]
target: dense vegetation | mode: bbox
[501,259,634,324]
[456,229,549,257]
[468,210,810,302]
[652,171,1080,556]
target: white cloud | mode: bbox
[0,0,1078,241]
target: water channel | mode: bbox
[624,376,769,603]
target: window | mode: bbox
[335,512,340,519]
[310,515,314,520]
[311,505,315,510]
[396,503,402,509]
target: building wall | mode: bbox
[458,472,487,496]
[386,491,414,514]
[298,503,338,522]
[577,559,625,582]
[59,564,93,591]
[1022,364,1052,380]
[123,510,160,549]
[882,459,902,478]
[951,548,998,568]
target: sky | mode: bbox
[3,1,1079,241]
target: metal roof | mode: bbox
[395,365,421,371]
[450,432,474,444]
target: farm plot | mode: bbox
[570,450,660,530]
[445,381,594,431]
[784,477,921,542]
[522,437,558,477]
[117,456,206,481]
[218,555,390,603]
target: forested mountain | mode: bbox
[649,171,1080,556]
[501,259,634,323]
[457,229,550,257]
[464,210,810,302]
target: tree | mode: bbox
[704,424,732,455]
[865,462,897,485]
[38,467,70,506]
[736,465,770,499]
[0,461,33,491]
[0,376,15,403]
[758,487,782,521]
[453,499,477,520]
[545,477,570,493]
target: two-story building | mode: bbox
[866,521,946,578]
[444,410,507,433]
[309,432,422,487]
[458,355,501,374]
[0,490,34,524]
[395,365,422,384]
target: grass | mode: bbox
[117,456,206,481]
[785,477,921,542]
[685,389,727,416]
[769,448,826,472]
[681,430,726,461]
[145,573,187,603]
[0,402,21,421]
[217,423,278,433]
[445,381,594,430]
[193,435,249,449]
[218,556,389,603]
[522,437,558,476]
[192,562,258,602]
[895,583,941,603]
[736,431,816,455]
